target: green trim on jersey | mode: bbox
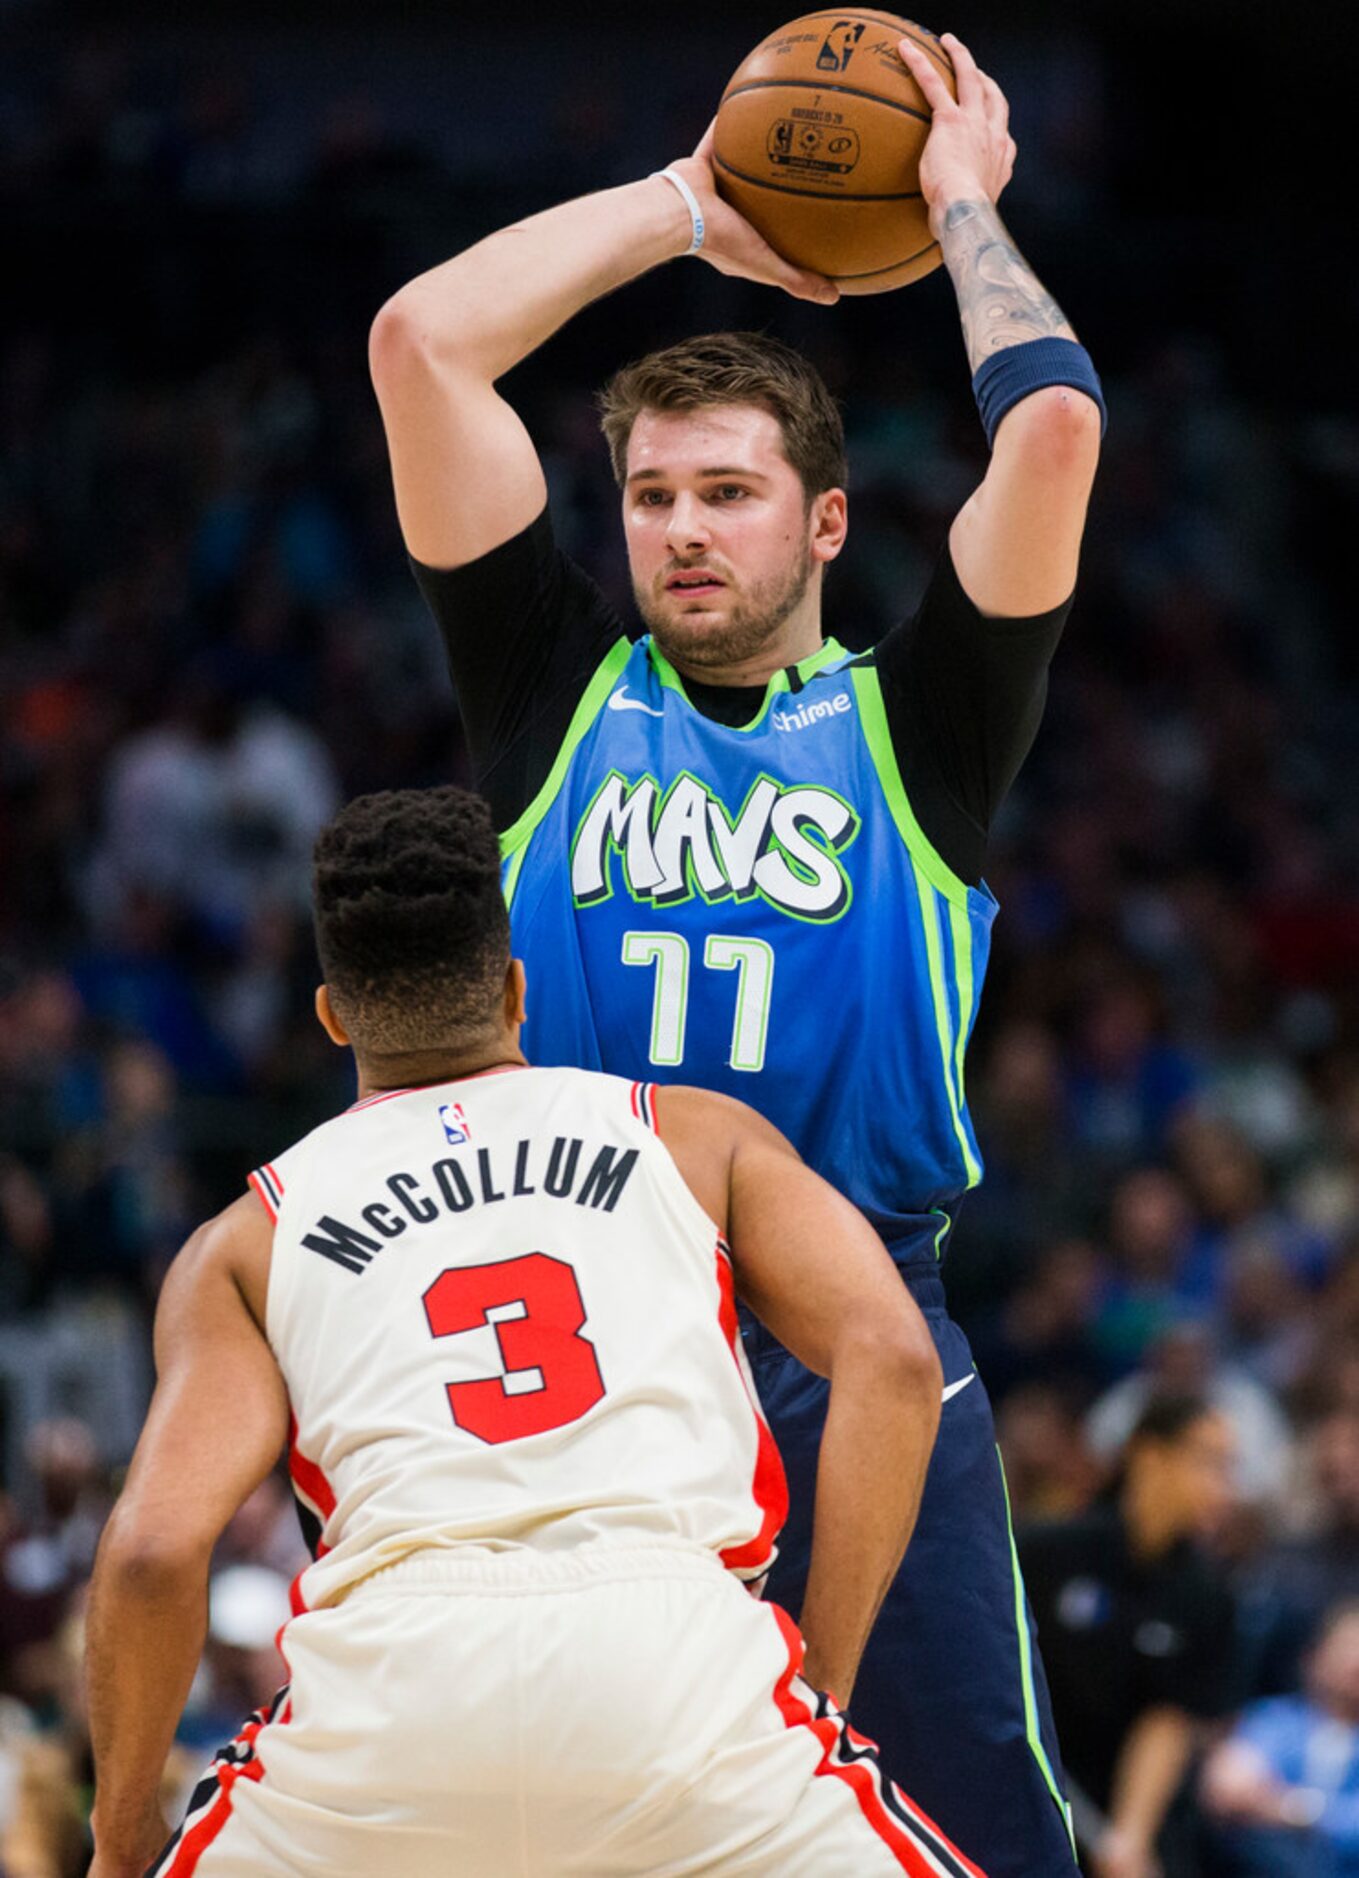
[998,1449,1079,1854]
[848,663,970,909]
[913,870,982,1190]
[646,637,850,735]
[500,638,633,905]
[948,897,979,1163]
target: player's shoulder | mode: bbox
[160,1190,273,1332]
[651,1083,799,1156]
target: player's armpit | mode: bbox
[653,1082,936,1386]
[949,383,1101,617]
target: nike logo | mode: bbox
[941,1373,976,1404]
[607,687,664,717]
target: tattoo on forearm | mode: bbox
[940,200,1076,372]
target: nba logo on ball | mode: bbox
[816,21,864,70]
[439,1103,471,1145]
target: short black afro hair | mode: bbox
[313,787,509,1056]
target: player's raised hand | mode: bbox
[896,33,1016,230]
[664,123,840,306]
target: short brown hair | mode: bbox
[597,332,847,500]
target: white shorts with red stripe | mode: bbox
[150,1543,983,1878]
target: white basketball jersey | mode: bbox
[250,1066,786,1611]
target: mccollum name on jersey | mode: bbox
[302,1132,640,1277]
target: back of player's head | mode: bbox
[597,332,847,502]
[313,787,509,1057]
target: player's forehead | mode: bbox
[624,402,791,483]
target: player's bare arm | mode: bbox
[368,144,837,571]
[87,1197,285,1878]
[899,32,1102,617]
[656,1085,942,1704]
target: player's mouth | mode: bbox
[665,569,727,600]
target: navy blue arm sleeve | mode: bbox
[873,546,1072,886]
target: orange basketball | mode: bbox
[713,11,955,294]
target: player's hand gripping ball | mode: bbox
[713,10,956,294]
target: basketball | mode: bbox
[713,11,955,294]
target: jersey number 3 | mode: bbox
[423,1253,606,1444]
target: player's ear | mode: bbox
[810,486,847,564]
[505,958,527,1028]
[315,984,350,1047]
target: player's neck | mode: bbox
[354,1039,528,1098]
[666,607,826,691]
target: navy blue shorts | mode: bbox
[745,1270,1079,1878]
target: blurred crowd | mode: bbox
[0,14,1356,1877]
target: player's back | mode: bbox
[252,1065,784,1611]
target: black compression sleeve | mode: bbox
[410,507,627,832]
[874,545,1071,886]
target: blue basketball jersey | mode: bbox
[501,632,997,1262]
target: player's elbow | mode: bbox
[96,1503,214,1597]
[368,288,490,396]
[999,385,1102,482]
[836,1305,942,1421]
[368,292,438,394]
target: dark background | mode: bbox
[0,0,1356,1868]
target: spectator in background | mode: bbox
[1020,1392,1240,1878]
[1091,1166,1197,1374]
[1245,1413,1359,1698]
[1087,1316,1293,1509]
[1203,1599,1359,1877]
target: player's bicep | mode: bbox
[950,386,1100,617]
[117,1209,290,1557]
[370,318,548,569]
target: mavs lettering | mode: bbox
[570,770,861,922]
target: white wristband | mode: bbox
[653,166,706,254]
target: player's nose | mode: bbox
[664,492,712,554]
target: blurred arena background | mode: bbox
[0,0,1355,1869]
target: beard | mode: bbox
[634,543,814,675]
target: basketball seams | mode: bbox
[718,76,931,128]
[834,239,938,281]
[713,153,923,206]
[770,9,954,77]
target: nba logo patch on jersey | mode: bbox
[439,1102,471,1145]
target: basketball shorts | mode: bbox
[148,1542,983,1877]
[746,1268,1079,1878]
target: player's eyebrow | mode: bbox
[626,466,769,484]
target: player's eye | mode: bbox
[713,485,748,501]
[637,489,670,506]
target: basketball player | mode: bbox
[86,787,974,1878]
[369,31,1100,1878]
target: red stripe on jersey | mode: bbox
[161,1783,234,1875]
[346,1065,528,1113]
[160,1710,274,1875]
[640,1082,659,1133]
[768,1604,986,1876]
[264,1162,283,1195]
[629,1081,641,1121]
[246,1171,278,1223]
[287,1415,336,1536]
[712,1244,788,1577]
[348,1085,416,1112]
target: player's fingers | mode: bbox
[982,72,1010,130]
[692,117,717,163]
[896,37,952,112]
[939,32,984,111]
[711,214,839,303]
